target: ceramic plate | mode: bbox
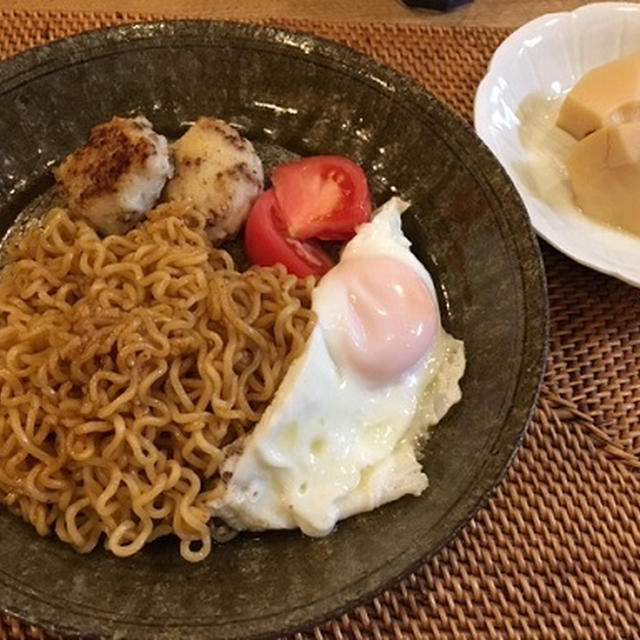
[0,21,547,639]
[475,2,640,288]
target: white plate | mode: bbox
[474,2,640,288]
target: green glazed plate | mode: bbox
[0,21,547,640]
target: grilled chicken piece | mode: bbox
[164,117,264,245]
[54,116,172,235]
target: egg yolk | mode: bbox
[320,255,439,385]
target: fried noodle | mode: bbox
[0,202,315,562]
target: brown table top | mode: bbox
[1,0,639,28]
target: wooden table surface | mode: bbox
[0,0,638,28]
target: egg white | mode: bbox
[209,197,465,536]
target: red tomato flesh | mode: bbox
[244,189,334,278]
[272,155,371,241]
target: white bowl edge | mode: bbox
[474,2,640,289]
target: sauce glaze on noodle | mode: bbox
[0,202,315,562]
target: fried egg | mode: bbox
[209,197,465,536]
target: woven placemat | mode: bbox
[1,9,639,640]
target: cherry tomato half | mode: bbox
[272,155,371,241]
[244,189,334,278]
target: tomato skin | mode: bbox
[244,189,334,278]
[272,155,371,241]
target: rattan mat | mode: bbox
[0,9,639,640]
